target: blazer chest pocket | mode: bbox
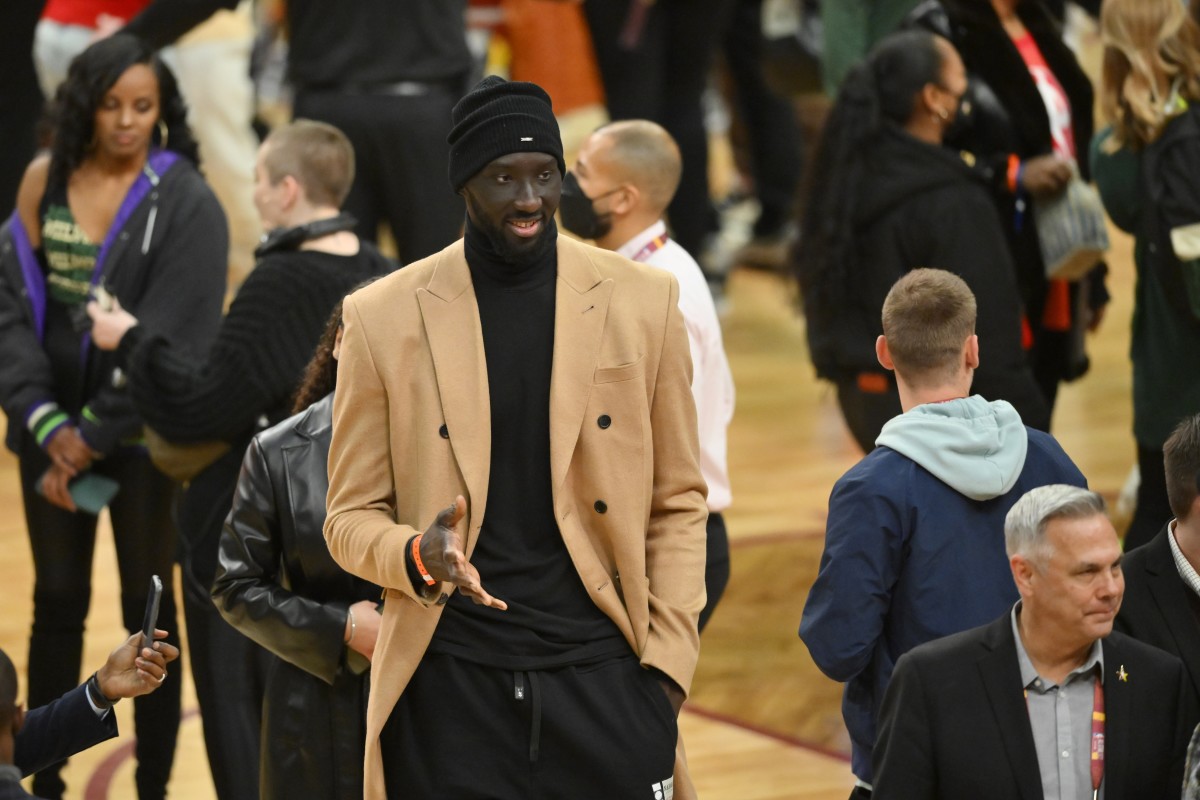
[593,355,644,384]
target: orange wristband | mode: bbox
[411,534,436,586]
[1007,154,1021,194]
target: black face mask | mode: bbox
[559,171,614,241]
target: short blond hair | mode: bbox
[1101,0,1200,150]
[261,119,355,207]
[881,268,976,385]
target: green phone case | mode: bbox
[35,472,120,515]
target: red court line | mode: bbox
[85,708,201,800]
[683,703,852,763]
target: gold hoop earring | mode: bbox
[156,119,169,151]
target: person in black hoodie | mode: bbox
[794,29,1048,452]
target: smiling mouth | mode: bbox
[508,217,542,238]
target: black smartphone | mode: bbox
[142,575,162,647]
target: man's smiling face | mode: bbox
[461,152,562,263]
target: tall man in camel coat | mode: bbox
[324,76,708,800]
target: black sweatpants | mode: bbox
[381,652,679,799]
[293,88,464,265]
[20,440,180,800]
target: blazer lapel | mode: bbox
[1101,637,1132,795]
[549,238,613,494]
[1143,529,1200,699]
[417,245,491,551]
[976,618,1045,800]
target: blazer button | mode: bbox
[439,424,449,439]
[594,500,607,514]
[597,414,611,429]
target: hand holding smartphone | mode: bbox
[90,283,115,312]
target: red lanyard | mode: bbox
[1091,679,1105,797]
[1023,676,1104,797]
[631,233,669,263]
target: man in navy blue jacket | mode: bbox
[799,269,1087,799]
[8,631,177,785]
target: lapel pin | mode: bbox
[1117,665,1129,682]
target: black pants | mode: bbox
[849,786,873,800]
[699,511,730,632]
[1126,443,1174,552]
[293,88,464,265]
[835,373,901,454]
[1030,327,1070,420]
[0,2,44,219]
[584,0,738,258]
[175,447,273,800]
[382,653,678,799]
[20,442,180,800]
[722,0,803,239]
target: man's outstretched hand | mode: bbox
[419,495,508,610]
[96,629,180,699]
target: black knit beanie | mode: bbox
[447,75,565,191]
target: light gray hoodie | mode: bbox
[875,395,1028,501]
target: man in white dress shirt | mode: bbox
[561,119,735,629]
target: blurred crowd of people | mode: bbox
[2,0,1200,798]
[799,0,1200,798]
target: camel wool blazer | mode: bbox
[324,234,709,799]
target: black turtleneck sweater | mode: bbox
[427,221,627,670]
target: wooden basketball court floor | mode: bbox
[0,218,1139,798]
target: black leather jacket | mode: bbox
[213,393,380,799]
